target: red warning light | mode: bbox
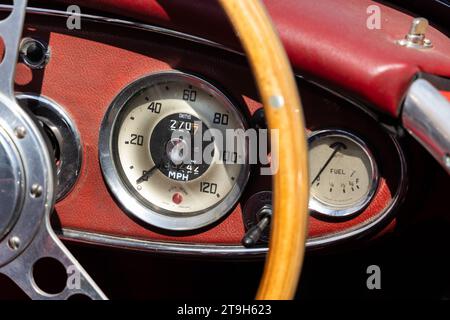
[172,193,183,205]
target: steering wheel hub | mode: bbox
[0,127,23,240]
[0,0,107,300]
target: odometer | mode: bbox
[99,72,249,230]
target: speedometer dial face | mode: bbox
[99,72,249,231]
[308,130,379,219]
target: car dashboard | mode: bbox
[2,3,421,257]
[0,0,449,302]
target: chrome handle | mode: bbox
[402,79,450,174]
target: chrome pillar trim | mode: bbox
[402,79,450,174]
[0,1,106,300]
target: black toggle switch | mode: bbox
[242,205,272,248]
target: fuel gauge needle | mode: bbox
[311,142,345,185]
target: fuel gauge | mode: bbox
[308,130,379,219]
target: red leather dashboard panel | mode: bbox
[12,12,402,246]
[13,16,264,244]
[30,0,450,117]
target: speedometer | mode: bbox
[99,72,249,231]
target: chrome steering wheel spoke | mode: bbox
[0,0,106,300]
[0,221,106,300]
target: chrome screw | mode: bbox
[31,184,43,198]
[14,126,27,139]
[8,237,21,250]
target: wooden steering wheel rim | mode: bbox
[219,0,310,300]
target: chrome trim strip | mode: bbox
[0,4,243,56]
[59,229,267,257]
[7,4,408,255]
[402,79,450,174]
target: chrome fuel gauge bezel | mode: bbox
[308,129,379,220]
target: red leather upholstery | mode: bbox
[30,0,450,116]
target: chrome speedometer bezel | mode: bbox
[308,129,379,220]
[99,71,250,231]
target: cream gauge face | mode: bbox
[99,72,249,231]
[308,130,379,219]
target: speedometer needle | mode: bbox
[311,142,345,186]
[136,165,159,184]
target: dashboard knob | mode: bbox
[242,191,273,247]
[397,17,433,49]
[242,205,272,248]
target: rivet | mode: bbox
[31,184,43,198]
[269,95,284,108]
[14,126,27,139]
[8,237,21,250]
